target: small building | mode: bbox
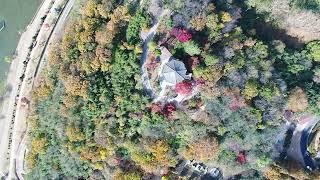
[161,58,191,86]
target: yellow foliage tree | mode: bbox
[79,147,101,162]
[66,125,86,142]
[78,26,95,43]
[62,75,89,99]
[33,84,52,100]
[27,115,40,133]
[97,0,113,18]
[47,45,61,66]
[113,169,142,180]
[60,23,78,60]
[26,152,37,169]
[190,15,207,31]
[221,11,232,23]
[263,165,282,180]
[31,137,48,155]
[180,136,219,162]
[83,0,99,17]
[108,6,130,26]
[129,140,175,174]
[33,77,53,101]
[146,140,171,166]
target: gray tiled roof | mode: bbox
[162,58,189,85]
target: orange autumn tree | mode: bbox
[287,87,308,112]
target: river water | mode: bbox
[0,0,41,93]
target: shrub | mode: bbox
[282,51,312,74]
[149,103,162,114]
[229,96,246,111]
[206,14,218,30]
[188,56,200,70]
[126,10,151,45]
[148,41,157,52]
[246,41,268,62]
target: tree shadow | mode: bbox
[239,6,305,49]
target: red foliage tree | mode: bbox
[175,81,193,96]
[163,103,176,119]
[171,28,192,42]
[236,151,246,165]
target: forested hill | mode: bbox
[26,0,320,179]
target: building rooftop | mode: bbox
[161,58,190,86]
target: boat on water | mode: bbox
[0,20,5,32]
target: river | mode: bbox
[0,0,42,94]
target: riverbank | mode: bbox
[0,0,74,178]
[0,0,42,91]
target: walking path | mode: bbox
[140,9,169,99]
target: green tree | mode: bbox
[180,41,201,56]
[203,53,219,66]
[306,41,320,62]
